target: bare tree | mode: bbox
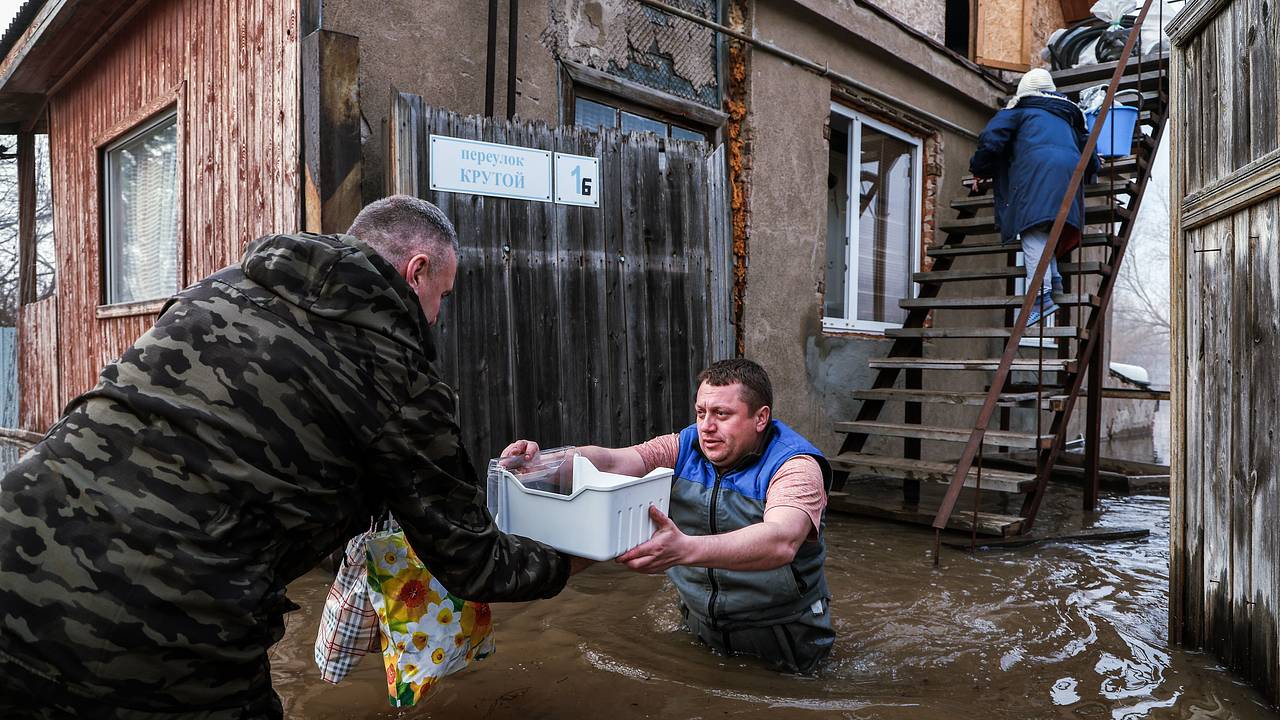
[1112,170,1171,337]
[1103,127,1172,388]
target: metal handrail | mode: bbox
[932,0,1161,539]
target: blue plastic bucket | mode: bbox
[1085,104,1139,158]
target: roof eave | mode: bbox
[0,0,142,128]
[0,0,66,97]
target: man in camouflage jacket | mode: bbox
[0,196,577,718]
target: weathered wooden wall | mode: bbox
[20,0,301,430]
[388,96,732,461]
[1170,0,1280,704]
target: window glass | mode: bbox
[823,109,920,330]
[620,111,667,137]
[573,96,616,130]
[856,125,915,325]
[671,125,705,142]
[824,115,851,320]
[576,93,708,142]
[575,97,618,131]
[104,112,179,305]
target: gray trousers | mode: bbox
[680,601,835,675]
[1020,226,1062,293]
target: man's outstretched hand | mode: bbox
[500,439,541,462]
[616,506,695,574]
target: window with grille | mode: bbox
[824,104,922,333]
[102,110,180,305]
[618,0,721,109]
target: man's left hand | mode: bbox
[616,506,695,574]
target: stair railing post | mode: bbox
[905,365,922,506]
[1085,308,1106,510]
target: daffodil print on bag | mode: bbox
[365,529,496,708]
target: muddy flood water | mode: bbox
[270,455,1276,718]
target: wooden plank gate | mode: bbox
[387,93,732,462]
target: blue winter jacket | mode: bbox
[969,94,1101,245]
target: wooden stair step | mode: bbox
[1018,85,1165,109]
[913,261,1108,284]
[1048,52,1169,88]
[866,357,1076,372]
[1045,386,1171,410]
[834,420,1055,449]
[899,293,1098,311]
[852,388,1045,407]
[884,325,1087,339]
[940,527,1151,550]
[1098,154,1144,177]
[939,202,1129,237]
[853,388,1067,412]
[998,449,1169,476]
[958,155,1150,194]
[831,453,1036,493]
[981,453,1168,494]
[980,455,1138,490]
[1135,108,1162,127]
[1053,71,1169,100]
[827,492,1025,537]
[926,233,1114,258]
[951,182,1135,211]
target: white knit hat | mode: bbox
[1017,68,1057,94]
[1007,68,1057,108]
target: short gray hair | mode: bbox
[347,195,459,272]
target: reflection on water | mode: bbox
[272,476,1274,718]
[1101,403,1172,466]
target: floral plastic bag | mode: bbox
[364,529,495,707]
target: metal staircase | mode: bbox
[829,2,1169,540]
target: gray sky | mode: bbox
[0,1,22,32]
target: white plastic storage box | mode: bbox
[486,448,672,561]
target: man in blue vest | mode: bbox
[502,359,834,673]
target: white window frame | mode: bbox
[102,108,181,307]
[823,103,923,334]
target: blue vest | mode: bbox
[666,420,832,630]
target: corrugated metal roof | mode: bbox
[0,0,42,67]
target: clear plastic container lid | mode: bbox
[492,445,577,495]
[487,446,578,532]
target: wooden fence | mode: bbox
[387,95,731,461]
[1170,0,1280,704]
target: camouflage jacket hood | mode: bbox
[241,232,435,363]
